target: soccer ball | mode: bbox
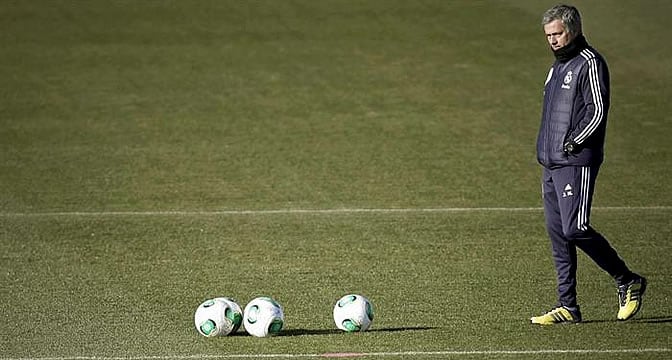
[243,296,284,337]
[333,294,374,332]
[213,297,243,333]
[194,297,243,337]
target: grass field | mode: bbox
[1,0,671,359]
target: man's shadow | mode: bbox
[635,316,672,324]
[582,316,672,324]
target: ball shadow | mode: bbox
[279,326,436,337]
[279,328,342,336]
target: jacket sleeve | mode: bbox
[568,55,609,145]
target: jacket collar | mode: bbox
[553,34,588,63]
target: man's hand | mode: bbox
[563,140,579,154]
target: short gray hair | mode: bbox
[542,4,582,37]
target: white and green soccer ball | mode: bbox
[194,297,243,337]
[333,294,374,332]
[243,296,284,337]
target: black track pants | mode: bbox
[541,165,632,307]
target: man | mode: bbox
[531,4,646,325]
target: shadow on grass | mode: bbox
[369,326,437,333]
[279,326,436,337]
[634,316,672,323]
[582,316,672,324]
[279,328,342,336]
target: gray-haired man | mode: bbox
[531,4,646,325]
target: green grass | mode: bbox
[2,211,671,358]
[1,0,671,359]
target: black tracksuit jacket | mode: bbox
[536,43,610,169]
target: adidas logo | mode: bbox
[562,184,574,198]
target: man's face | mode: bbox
[544,19,574,51]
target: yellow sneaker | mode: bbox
[617,277,647,321]
[531,306,581,325]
